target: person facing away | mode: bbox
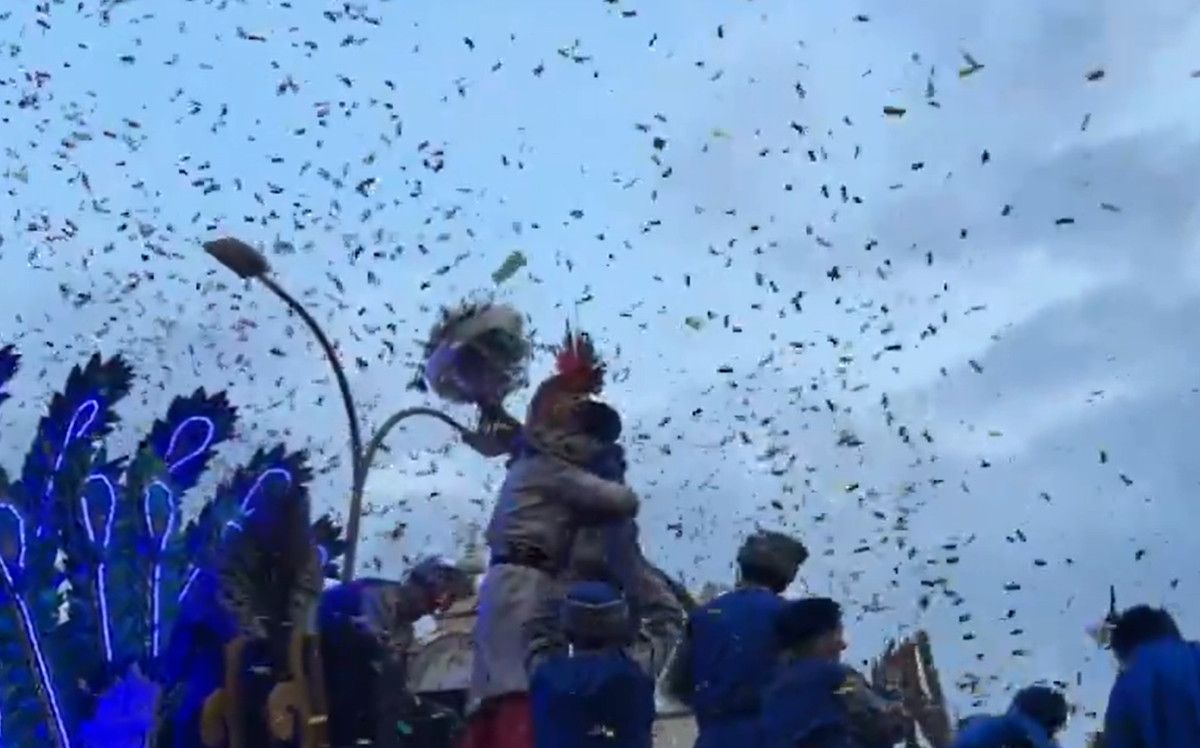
[317,557,475,748]
[760,597,908,748]
[951,686,1068,748]
[1103,605,1200,748]
[662,529,809,748]
[529,580,658,748]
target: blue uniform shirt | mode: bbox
[530,649,656,748]
[1105,638,1200,748]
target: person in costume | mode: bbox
[318,556,476,748]
[759,597,909,748]
[1102,605,1200,748]
[662,529,809,748]
[526,428,687,679]
[951,686,1068,748]
[460,328,641,748]
[528,580,659,748]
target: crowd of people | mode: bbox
[432,328,1199,748]
[311,323,1200,748]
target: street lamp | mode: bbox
[203,237,519,582]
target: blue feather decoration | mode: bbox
[178,446,310,617]
[19,354,133,540]
[0,488,77,748]
[57,454,127,683]
[0,354,137,748]
[213,447,318,642]
[311,514,347,580]
[116,389,237,672]
[154,447,317,746]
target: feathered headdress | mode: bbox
[525,325,609,431]
[420,299,530,406]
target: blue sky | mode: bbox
[3,0,1199,737]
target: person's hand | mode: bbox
[462,406,520,457]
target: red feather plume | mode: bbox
[554,326,605,394]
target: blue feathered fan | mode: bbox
[0,348,342,748]
[0,351,135,748]
[120,389,238,671]
[53,387,239,705]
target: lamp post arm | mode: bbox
[360,407,472,478]
[341,407,472,583]
[256,275,367,577]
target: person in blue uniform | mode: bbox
[1103,605,1200,748]
[528,580,657,748]
[952,686,1068,748]
[760,597,908,748]
[318,557,476,748]
[662,529,809,748]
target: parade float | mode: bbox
[0,344,350,747]
[0,237,957,746]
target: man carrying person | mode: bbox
[460,329,641,748]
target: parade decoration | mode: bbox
[0,346,345,748]
[421,298,531,407]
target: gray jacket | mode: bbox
[471,452,640,706]
[484,452,639,567]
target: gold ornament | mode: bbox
[267,680,302,741]
[200,690,227,747]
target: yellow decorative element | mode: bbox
[200,690,227,747]
[223,638,248,748]
[268,681,301,741]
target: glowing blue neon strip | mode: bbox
[143,481,176,659]
[178,567,201,604]
[165,415,216,473]
[178,467,293,606]
[144,415,215,658]
[82,475,117,662]
[37,399,100,538]
[226,467,293,528]
[0,504,71,748]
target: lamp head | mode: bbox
[203,237,271,279]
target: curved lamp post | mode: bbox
[203,237,509,582]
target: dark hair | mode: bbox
[577,400,622,443]
[739,561,790,594]
[1110,605,1181,661]
[1011,686,1069,735]
[776,597,842,649]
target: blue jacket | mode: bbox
[952,709,1058,748]
[1105,638,1200,748]
[760,658,854,748]
[530,649,656,748]
[680,586,787,747]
